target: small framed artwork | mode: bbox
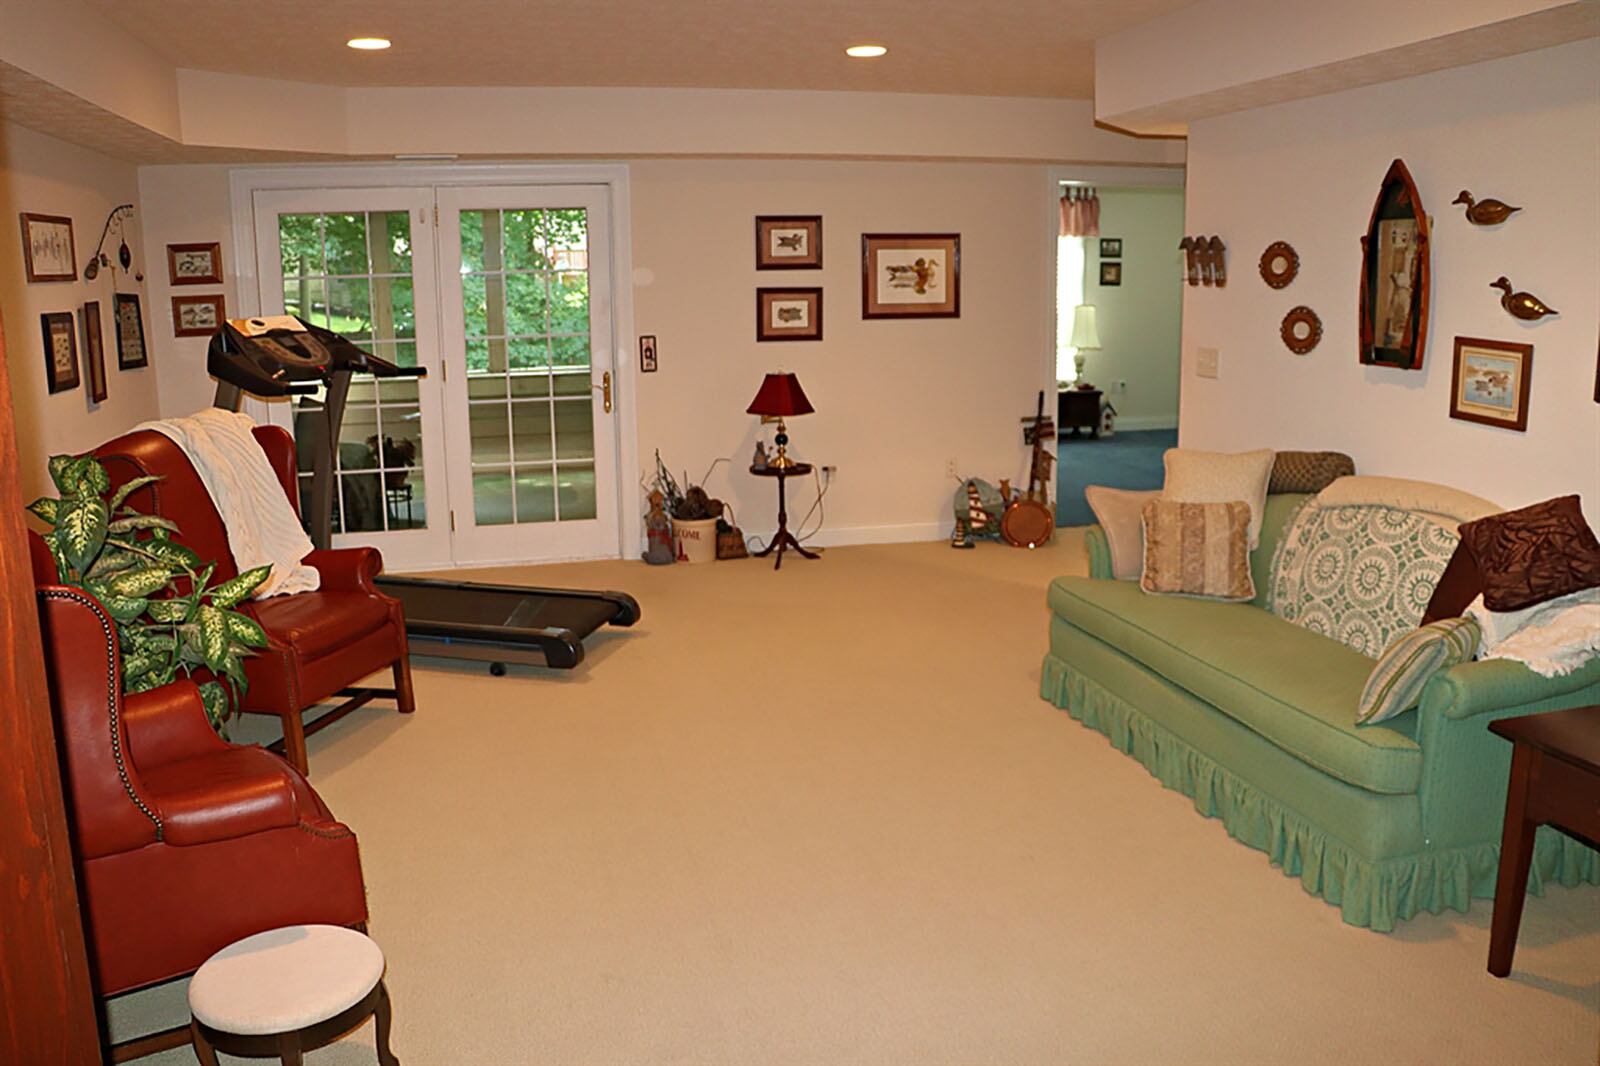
[1450,336,1532,432]
[639,334,658,372]
[1099,261,1123,286]
[115,293,148,369]
[81,301,107,403]
[1099,238,1123,258]
[20,213,77,282]
[861,233,960,319]
[757,287,823,342]
[172,293,225,337]
[756,216,822,270]
[167,241,223,285]
[40,312,79,393]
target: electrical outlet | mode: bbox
[946,458,960,479]
[1195,347,1220,379]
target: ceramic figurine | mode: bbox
[752,441,769,470]
[642,490,675,565]
[1490,276,1558,321]
[1452,191,1521,226]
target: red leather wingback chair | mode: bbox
[94,424,415,774]
[32,560,368,1057]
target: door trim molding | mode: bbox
[227,162,641,563]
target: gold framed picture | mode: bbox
[756,216,822,270]
[861,233,960,319]
[756,287,822,342]
[1450,336,1532,432]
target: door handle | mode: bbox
[594,371,612,414]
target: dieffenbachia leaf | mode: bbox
[209,565,272,609]
[145,599,190,623]
[47,455,78,493]
[26,497,58,525]
[97,593,149,625]
[141,538,203,570]
[56,496,109,574]
[197,605,228,671]
[70,457,110,496]
[107,514,179,535]
[87,549,142,580]
[197,681,229,729]
[223,612,268,647]
[108,474,162,513]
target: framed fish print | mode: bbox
[861,233,960,319]
[1450,336,1531,432]
[756,216,822,270]
[756,287,823,342]
[172,293,225,337]
[115,293,148,369]
[40,312,79,393]
[81,301,107,403]
[167,241,224,285]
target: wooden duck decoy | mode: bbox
[1490,276,1558,321]
[1452,190,1521,226]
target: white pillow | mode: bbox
[1085,486,1160,580]
[1162,448,1276,548]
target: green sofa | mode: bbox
[1041,491,1600,930]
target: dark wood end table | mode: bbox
[1486,704,1600,977]
[1057,388,1102,438]
[749,462,818,570]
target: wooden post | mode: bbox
[0,306,103,1062]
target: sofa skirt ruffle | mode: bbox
[1041,652,1599,931]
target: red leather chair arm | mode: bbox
[303,547,386,595]
[123,680,231,771]
[141,747,302,847]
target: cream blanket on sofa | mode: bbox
[137,409,320,599]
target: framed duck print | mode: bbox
[1450,336,1531,432]
[861,233,960,319]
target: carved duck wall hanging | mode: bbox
[1491,276,1558,321]
[1452,191,1521,226]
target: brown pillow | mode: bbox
[1140,499,1254,601]
[1269,451,1355,495]
[1421,540,1484,623]
[1456,495,1600,612]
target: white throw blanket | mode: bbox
[1467,588,1600,678]
[136,409,321,599]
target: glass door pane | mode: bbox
[252,188,449,570]
[437,186,617,564]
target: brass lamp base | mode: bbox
[769,417,799,468]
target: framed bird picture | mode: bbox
[1450,336,1532,432]
[861,233,960,319]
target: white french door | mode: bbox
[435,185,619,563]
[250,181,620,568]
[252,187,452,570]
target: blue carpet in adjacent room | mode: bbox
[1056,428,1177,526]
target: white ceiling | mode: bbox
[78,0,1199,99]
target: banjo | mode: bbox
[1001,390,1056,548]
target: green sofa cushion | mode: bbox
[1047,576,1422,795]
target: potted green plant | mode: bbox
[27,453,271,733]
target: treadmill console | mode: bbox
[208,315,426,397]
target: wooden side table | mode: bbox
[1486,704,1600,977]
[749,462,817,570]
[1057,388,1102,438]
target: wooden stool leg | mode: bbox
[281,709,310,775]
[1488,745,1539,977]
[277,1029,304,1065]
[374,980,401,1066]
[189,1020,221,1066]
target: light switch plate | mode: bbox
[1195,347,1220,379]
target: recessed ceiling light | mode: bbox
[845,44,888,58]
[346,37,392,51]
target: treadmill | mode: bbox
[209,316,640,673]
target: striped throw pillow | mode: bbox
[1139,499,1255,601]
[1357,617,1482,725]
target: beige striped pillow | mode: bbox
[1140,499,1255,601]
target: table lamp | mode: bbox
[746,372,814,469]
[1069,304,1101,387]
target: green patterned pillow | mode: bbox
[1357,618,1481,725]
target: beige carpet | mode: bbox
[115,533,1599,1064]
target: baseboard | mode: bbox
[1109,415,1179,432]
[785,521,947,549]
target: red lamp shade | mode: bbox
[746,372,814,417]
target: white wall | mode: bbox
[1179,38,1600,517]
[1081,187,1184,429]
[0,122,161,502]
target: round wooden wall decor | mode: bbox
[1259,241,1299,288]
[1281,306,1322,354]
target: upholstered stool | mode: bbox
[188,925,400,1065]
